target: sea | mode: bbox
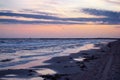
[0,38,115,69]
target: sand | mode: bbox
[66,40,120,80]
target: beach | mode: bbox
[0,39,120,80]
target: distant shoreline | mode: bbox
[0,38,119,40]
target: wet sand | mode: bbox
[0,40,120,80]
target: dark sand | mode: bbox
[66,40,120,80]
[0,40,120,80]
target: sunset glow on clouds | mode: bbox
[0,0,120,24]
[0,0,120,38]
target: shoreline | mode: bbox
[0,40,120,80]
[0,43,100,70]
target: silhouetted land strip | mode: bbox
[0,38,119,40]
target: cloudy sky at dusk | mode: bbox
[0,0,120,38]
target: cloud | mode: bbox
[0,19,80,24]
[82,8,120,19]
[0,11,79,24]
[105,0,120,4]
[0,10,13,13]
[19,9,57,16]
[0,9,120,24]
[81,8,120,24]
[0,11,61,20]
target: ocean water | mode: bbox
[0,38,114,69]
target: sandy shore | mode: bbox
[0,40,120,80]
[62,40,120,80]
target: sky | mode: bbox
[0,0,120,38]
